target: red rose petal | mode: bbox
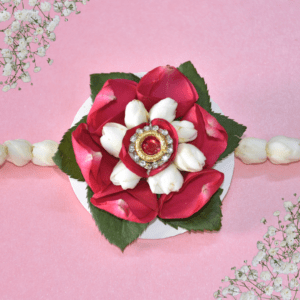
[72,123,118,193]
[137,66,198,118]
[87,79,137,137]
[91,180,158,223]
[183,104,228,168]
[158,169,224,219]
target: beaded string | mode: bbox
[234,136,300,165]
[0,139,58,167]
[1,135,299,168]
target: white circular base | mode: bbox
[69,73,234,240]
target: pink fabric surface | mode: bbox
[1,0,300,299]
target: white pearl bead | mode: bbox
[4,139,33,167]
[235,137,267,164]
[266,136,300,164]
[32,140,59,166]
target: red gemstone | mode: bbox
[142,136,161,155]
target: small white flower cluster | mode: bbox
[235,136,300,165]
[102,98,205,194]
[214,194,300,300]
[0,0,89,92]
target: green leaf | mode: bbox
[159,188,223,232]
[90,72,141,102]
[177,61,212,112]
[52,150,63,169]
[52,115,87,181]
[177,61,247,161]
[86,186,149,251]
[177,62,246,161]
[210,112,247,162]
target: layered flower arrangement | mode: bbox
[53,61,246,250]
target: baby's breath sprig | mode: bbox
[0,0,89,92]
[214,194,300,300]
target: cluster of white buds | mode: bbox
[235,136,300,165]
[0,139,58,167]
[0,0,89,91]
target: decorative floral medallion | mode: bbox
[53,61,247,250]
[129,125,173,172]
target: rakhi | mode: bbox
[1,61,299,251]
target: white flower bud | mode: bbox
[21,72,31,83]
[64,1,76,11]
[147,163,184,194]
[171,120,197,143]
[234,137,267,164]
[40,2,51,12]
[283,201,294,212]
[239,291,257,299]
[290,278,299,289]
[0,11,11,22]
[292,252,300,264]
[4,28,12,36]
[53,2,63,12]
[0,144,8,165]
[63,8,72,16]
[264,286,273,296]
[2,85,10,92]
[32,140,58,166]
[110,161,141,189]
[33,66,41,73]
[281,288,292,300]
[266,136,300,164]
[4,36,13,46]
[11,20,20,32]
[37,47,46,57]
[149,98,178,123]
[124,100,149,129]
[174,143,206,172]
[100,123,127,158]
[260,271,271,281]
[273,210,280,216]
[10,82,17,89]
[29,0,37,6]
[49,33,56,41]
[23,62,30,70]
[4,139,33,167]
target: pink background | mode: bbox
[1,0,300,299]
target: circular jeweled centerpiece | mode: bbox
[129,125,174,172]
